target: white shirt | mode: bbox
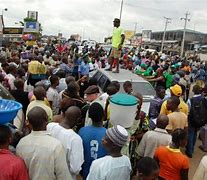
[59,89,65,101]
[47,87,60,115]
[24,80,34,92]
[87,155,131,180]
[47,123,84,180]
[193,155,207,180]
[57,78,67,93]
[5,73,15,90]
[16,131,72,180]
[137,128,171,158]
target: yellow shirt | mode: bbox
[26,100,53,122]
[31,95,51,107]
[28,61,46,74]
[160,98,188,115]
[112,27,124,48]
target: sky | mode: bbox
[1,0,207,42]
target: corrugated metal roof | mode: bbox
[153,29,206,34]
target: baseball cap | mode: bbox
[170,84,182,97]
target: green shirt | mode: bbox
[135,69,145,75]
[112,27,124,48]
[143,67,153,76]
[164,72,174,89]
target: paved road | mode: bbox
[185,83,206,179]
[188,140,206,179]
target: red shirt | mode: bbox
[0,149,29,180]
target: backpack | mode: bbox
[188,96,207,128]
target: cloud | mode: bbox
[1,0,207,42]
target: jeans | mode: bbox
[186,125,198,156]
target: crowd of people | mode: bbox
[1,18,207,180]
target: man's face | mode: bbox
[85,93,98,102]
[55,79,59,87]
[123,85,131,94]
[166,99,173,111]
[158,89,165,99]
[113,21,119,27]
[102,135,112,152]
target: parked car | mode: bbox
[0,83,24,130]
[92,69,156,114]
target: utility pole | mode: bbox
[161,17,171,52]
[134,22,137,35]
[119,0,124,23]
[180,12,190,57]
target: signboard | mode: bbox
[24,22,39,33]
[27,11,38,20]
[142,30,152,42]
[124,30,135,40]
[3,27,23,35]
[3,34,22,38]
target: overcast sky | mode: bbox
[1,0,207,42]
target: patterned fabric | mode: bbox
[106,125,128,147]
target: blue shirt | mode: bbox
[79,126,107,180]
[78,62,90,76]
[73,58,81,74]
[60,63,72,74]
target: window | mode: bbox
[98,75,109,92]
[119,82,155,96]
[93,71,102,82]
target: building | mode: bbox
[2,27,24,46]
[69,34,81,41]
[152,29,206,46]
[133,29,207,53]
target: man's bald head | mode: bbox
[33,86,46,100]
[65,76,75,85]
[64,106,81,128]
[156,115,169,129]
[27,107,48,131]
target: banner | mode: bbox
[124,30,135,40]
[24,22,39,33]
[142,30,152,42]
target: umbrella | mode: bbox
[22,34,35,40]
